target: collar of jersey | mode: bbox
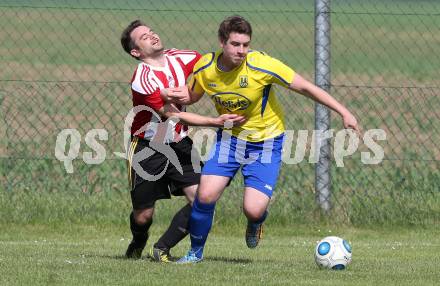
[142,55,169,71]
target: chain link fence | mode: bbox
[0,0,439,226]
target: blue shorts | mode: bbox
[202,130,284,198]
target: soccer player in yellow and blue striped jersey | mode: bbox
[163,15,359,263]
[190,48,294,142]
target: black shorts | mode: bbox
[127,136,202,210]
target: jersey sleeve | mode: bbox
[189,52,215,93]
[169,49,202,77]
[247,51,295,88]
[132,88,164,111]
[131,67,164,111]
[183,50,202,75]
[189,75,205,96]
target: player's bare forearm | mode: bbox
[289,74,359,131]
[160,108,246,128]
[166,111,220,127]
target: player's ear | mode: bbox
[130,48,140,58]
[218,38,225,49]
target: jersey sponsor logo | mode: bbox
[208,82,217,87]
[239,75,248,88]
[211,92,251,112]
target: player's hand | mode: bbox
[161,86,191,105]
[342,112,361,137]
[216,114,247,127]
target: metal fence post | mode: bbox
[315,0,331,213]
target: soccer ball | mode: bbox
[314,236,352,270]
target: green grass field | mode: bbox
[1,223,439,286]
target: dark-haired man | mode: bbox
[120,20,246,262]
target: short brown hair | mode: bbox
[218,15,252,44]
[120,20,145,59]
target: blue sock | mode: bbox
[189,197,216,258]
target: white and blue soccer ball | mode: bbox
[314,236,352,270]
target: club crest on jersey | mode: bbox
[239,75,248,88]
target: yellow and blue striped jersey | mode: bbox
[190,50,295,142]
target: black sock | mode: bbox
[130,211,152,246]
[154,204,192,251]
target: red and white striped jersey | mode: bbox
[130,49,201,143]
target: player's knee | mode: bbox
[244,208,266,222]
[134,210,153,225]
[196,191,217,204]
[134,215,147,225]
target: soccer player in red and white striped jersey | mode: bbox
[130,48,201,142]
[120,20,245,262]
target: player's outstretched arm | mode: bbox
[157,104,246,128]
[288,73,359,132]
[171,112,246,127]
